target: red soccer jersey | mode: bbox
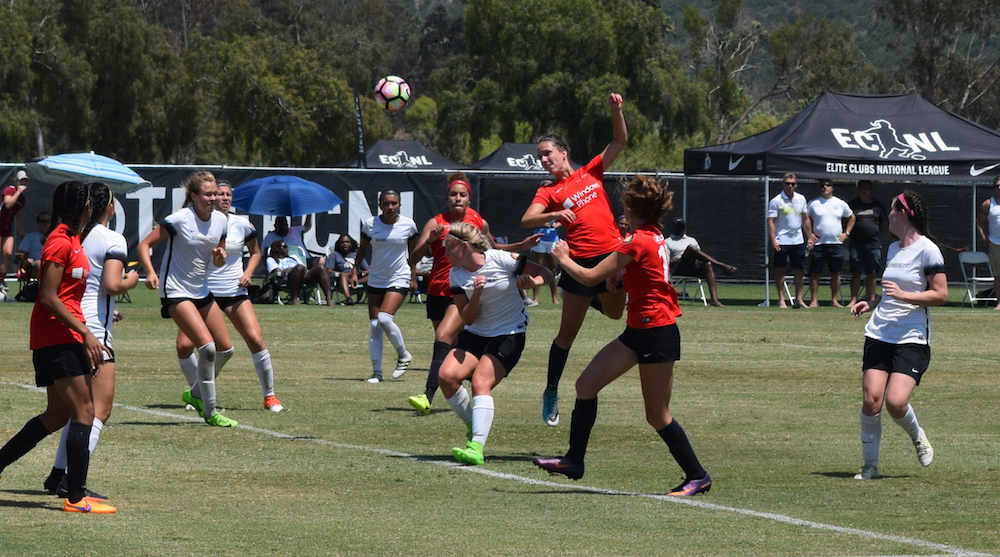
[30,224,90,349]
[531,155,620,258]
[1,185,26,234]
[428,209,485,297]
[615,223,681,329]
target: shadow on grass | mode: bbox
[812,471,911,480]
[370,406,449,416]
[0,497,57,510]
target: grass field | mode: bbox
[0,284,998,556]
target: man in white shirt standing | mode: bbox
[806,179,856,307]
[767,173,812,308]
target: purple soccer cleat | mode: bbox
[532,456,584,480]
[668,473,712,496]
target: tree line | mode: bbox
[1,0,997,169]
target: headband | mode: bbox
[896,193,914,217]
[448,179,471,193]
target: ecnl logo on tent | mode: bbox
[506,155,543,171]
[379,151,434,168]
[830,120,960,161]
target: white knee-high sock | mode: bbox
[88,417,104,455]
[861,411,882,468]
[53,420,71,470]
[214,346,235,378]
[197,342,218,417]
[252,349,276,397]
[445,387,472,424]
[892,404,922,441]
[179,353,198,388]
[377,312,408,358]
[369,319,384,373]
[471,395,495,446]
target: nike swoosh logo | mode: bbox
[643,353,653,358]
[728,156,745,171]
[970,163,1000,176]
[68,502,92,512]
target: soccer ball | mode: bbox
[374,76,410,111]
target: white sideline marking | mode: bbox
[4,382,994,557]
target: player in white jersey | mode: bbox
[349,190,419,383]
[850,191,947,480]
[139,171,238,427]
[175,183,284,413]
[43,183,139,499]
[438,222,552,465]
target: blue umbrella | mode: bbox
[231,175,343,217]
[25,152,151,194]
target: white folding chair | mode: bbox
[672,276,707,306]
[959,251,996,307]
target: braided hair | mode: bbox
[82,183,112,241]
[893,190,950,249]
[620,175,673,228]
[537,134,569,155]
[51,181,91,236]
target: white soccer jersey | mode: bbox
[361,215,418,289]
[81,224,128,348]
[986,198,1000,245]
[209,215,257,297]
[157,207,228,299]
[865,236,945,345]
[807,196,852,245]
[767,191,808,245]
[450,250,529,337]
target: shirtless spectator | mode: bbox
[664,218,736,307]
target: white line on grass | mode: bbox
[4,382,994,557]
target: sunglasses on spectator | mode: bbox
[784,181,797,186]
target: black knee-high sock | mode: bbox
[0,416,52,472]
[565,398,598,465]
[657,420,706,480]
[64,422,92,503]
[546,342,571,391]
[425,340,451,402]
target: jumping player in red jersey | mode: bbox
[0,181,118,513]
[520,93,628,427]
[533,175,712,497]
[407,173,539,415]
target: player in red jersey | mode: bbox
[0,181,117,513]
[406,173,539,415]
[532,175,711,497]
[520,93,628,427]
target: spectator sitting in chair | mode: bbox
[267,240,334,306]
[263,215,326,268]
[664,218,736,308]
[325,234,368,305]
[17,211,52,275]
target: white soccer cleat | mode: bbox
[391,352,412,379]
[914,430,934,467]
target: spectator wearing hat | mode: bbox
[664,218,736,307]
[806,179,856,308]
[1,170,29,294]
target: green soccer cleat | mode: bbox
[205,412,238,428]
[453,441,484,466]
[182,389,204,418]
[408,394,431,416]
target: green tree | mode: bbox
[877,0,1000,128]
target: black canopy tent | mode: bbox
[338,139,467,170]
[684,92,1000,305]
[468,142,582,172]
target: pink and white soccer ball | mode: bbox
[374,76,411,111]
